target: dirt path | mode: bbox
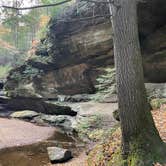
[68,101,118,129]
[46,102,118,166]
[0,118,55,149]
[0,102,118,166]
[45,153,87,166]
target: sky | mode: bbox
[0,0,39,20]
[0,0,38,7]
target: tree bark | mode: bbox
[109,0,166,164]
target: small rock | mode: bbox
[47,147,72,163]
[113,109,120,121]
[10,110,39,119]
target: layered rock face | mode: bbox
[5,0,166,98]
[143,26,166,82]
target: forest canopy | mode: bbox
[0,0,71,79]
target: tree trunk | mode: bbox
[109,0,166,165]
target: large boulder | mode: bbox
[3,97,77,116]
[4,0,166,98]
[5,63,95,97]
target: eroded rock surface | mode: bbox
[4,0,166,98]
[0,118,55,149]
[0,97,77,116]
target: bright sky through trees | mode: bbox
[0,0,39,19]
[0,0,37,7]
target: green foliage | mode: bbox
[37,0,73,37]
[75,114,118,142]
[150,98,166,110]
[94,67,116,101]
[75,115,103,141]
[10,65,43,81]
[31,55,53,64]
[37,26,49,39]
[22,65,41,78]
[0,64,12,79]
[0,0,73,80]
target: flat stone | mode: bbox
[10,110,39,119]
[41,115,66,124]
[47,147,72,163]
[0,118,55,149]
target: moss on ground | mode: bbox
[75,114,118,142]
[150,98,166,110]
[87,128,121,166]
[87,128,166,166]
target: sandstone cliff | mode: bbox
[5,0,166,98]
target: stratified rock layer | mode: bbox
[5,0,166,98]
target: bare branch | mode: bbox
[2,0,72,10]
[80,0,114,4]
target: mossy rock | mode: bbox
[10,110,39,119]
[150,98,166,110]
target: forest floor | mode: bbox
[45,101,118,166]
[1,102,166,166]
[152,106,166,143]
[0,101,118,166]
[46,105,166,166]
[86,106,166,166]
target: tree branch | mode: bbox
[80,0,114,4]
[2,0,72,10]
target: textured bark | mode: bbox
[109,0,163,159]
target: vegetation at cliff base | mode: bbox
[0,0,166,166]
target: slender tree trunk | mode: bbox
[109,0,166,165]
